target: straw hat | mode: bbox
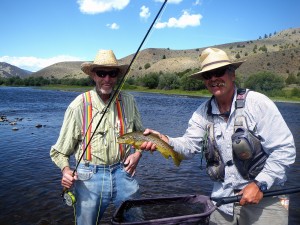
[81,50,129,76]
[190,48,245,79]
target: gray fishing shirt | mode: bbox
[168,88,296,215]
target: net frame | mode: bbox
[111,194,217,225]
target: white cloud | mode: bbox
[193,0,202,5]
[154,0,182,3]
[0,55,83,72]
[106,23,120,29]
[140,6,150,20]
[77,0,130,14]
[154,10,202,29]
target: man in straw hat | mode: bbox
[140,47,295,224]
[50,50,144,224]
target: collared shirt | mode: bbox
[169,88,296,215]
[50,89,143,170]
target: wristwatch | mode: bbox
[254,180,268,192]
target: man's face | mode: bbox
[202,67,235,98]
[92,69,119,94]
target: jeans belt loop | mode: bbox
[93,164,97,173]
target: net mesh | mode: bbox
[111,195,216,225]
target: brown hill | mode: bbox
[0,62,32,78]
[119,27,300,79]
[31,61,86,79]
[3,27,300,80]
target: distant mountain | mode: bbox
[31,61,86,79]
[0,62,32,78]
[2,27,300,80]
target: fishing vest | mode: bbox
[203,88,268,182]
[81,91,127,161]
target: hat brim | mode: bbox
[190,61,244,80]
[81,63,129,77]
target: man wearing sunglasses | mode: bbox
[50,50,144,224]
[140,48,295,225]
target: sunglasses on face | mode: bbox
[94,69,119,78]
[202,67,228,80]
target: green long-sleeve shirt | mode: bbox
[50,89,143,170]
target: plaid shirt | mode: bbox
[50,89,143,170]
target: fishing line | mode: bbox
[62,0,169,206]
[95,166,106,225]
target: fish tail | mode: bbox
[173,152,185,167]
[172,157,181,167]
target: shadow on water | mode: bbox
[0,87,299,224]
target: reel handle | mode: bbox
[61,187,67,197]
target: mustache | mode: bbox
[209,82,226,87]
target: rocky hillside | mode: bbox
[119,27,300,80]
[0,62,32,78]
[1,27,299,80]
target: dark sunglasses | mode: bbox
[202,67,228,80]
[94,69,119,78]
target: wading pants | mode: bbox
[209,195,288,225]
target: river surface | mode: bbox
[0,86,299,225]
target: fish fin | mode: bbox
[160,151,170,159]
[172,152,185,167]
[173,158,181,167]
[133,144,141,150]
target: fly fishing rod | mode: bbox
[62,0,168,206]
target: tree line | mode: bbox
[1,70,300,98]
[0,76,94,87]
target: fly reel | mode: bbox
[62,190,76,206]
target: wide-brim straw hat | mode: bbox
[190,48,245,79]
[81,49,129,77]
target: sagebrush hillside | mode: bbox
[1,27,299,80]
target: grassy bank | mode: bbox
[39,84,300,103]
[39,84,211,97]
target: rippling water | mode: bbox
[0,87,299,225]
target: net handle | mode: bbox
[212,186,300,207]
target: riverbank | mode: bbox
[38,84,300,103]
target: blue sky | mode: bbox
[1,0,299,72]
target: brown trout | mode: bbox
[117,131,184,166]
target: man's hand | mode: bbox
[61,166,77,189]
[238,182,263,206]
[123,151,142,176]
[139,128,169,151]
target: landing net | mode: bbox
[111,195,217,225]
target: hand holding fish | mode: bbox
[140,128,169,151]
[117,129,184,166]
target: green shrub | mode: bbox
[245,71,285,92]
[144,63,151,70]
[158,73,180,90]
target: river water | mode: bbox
[0,86,299,225]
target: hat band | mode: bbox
[202,60,231,70]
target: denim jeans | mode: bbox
[74,163,142,225]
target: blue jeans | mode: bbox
[74,163,142,225]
